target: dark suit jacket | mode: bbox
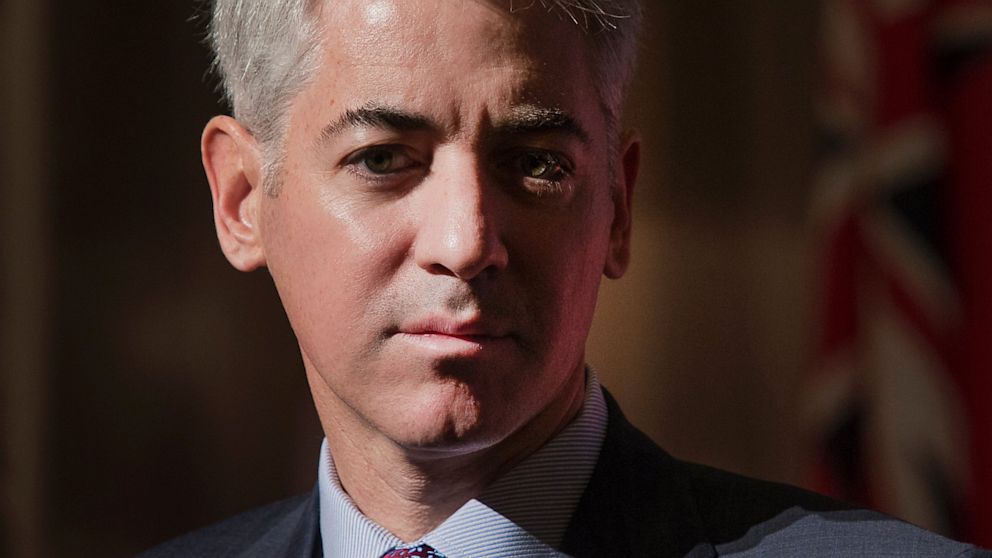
[140,390,988,557]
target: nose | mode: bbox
[414,159,509,281]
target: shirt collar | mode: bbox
[318,367,608,558]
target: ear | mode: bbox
[201,115,267,271]
[604,133,639,279]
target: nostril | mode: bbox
[425,262,457,277]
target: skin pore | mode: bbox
[202,0,637,542]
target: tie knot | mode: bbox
[380,543,446,558]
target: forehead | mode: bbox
[298,0,599,126]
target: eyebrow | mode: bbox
[319,104,435,142]
[317,103,589,145]
[495,106,590,144]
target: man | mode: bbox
[142,0,988,556]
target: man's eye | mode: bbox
[346,146,416,176]
[518,151,568,182]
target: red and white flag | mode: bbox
[807,0,992,545]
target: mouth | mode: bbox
[393,315,512,356]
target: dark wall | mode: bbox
[49,3,320,555]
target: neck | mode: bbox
[310,366,586,542]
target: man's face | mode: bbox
[256,0,633,453]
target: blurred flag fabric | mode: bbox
[808,0,992,546]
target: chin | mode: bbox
[387,383,514,455]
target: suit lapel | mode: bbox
[560,389,716,558]
[241,486,322,558]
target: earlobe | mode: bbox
[201,115,267,271]
[604,134,639,279]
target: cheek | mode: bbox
[509,200,611,325]
[316,186,388,255]
[521,190,612,277]
[261,189,413,339]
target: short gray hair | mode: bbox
[208,0,642,192]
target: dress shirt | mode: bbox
[318,367,608,558]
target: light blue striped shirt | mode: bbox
[318,368,608,558]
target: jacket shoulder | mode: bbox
[676,443,985,556]
[137,491,318,558]
[581,389,984,557]
[679,458,850,531]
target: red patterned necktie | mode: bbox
[379,543,446,558]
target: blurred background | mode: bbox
[2,1,990,556]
